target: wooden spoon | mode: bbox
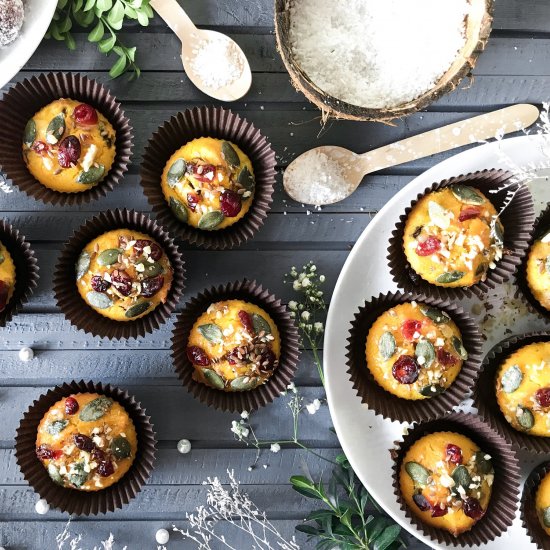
[283,104,540,205]
[150,0,252,101]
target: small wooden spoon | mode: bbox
[150,0,252,101]
[284,104,540,205]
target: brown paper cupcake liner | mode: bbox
[15,380,156,515]
[387,169,535,301]
[0,72,133,206]
[392,412,520,547]
[521,461,550,550]
[140,105,276,250]
[474,332,550,454]
[53,208,186,340]
[346,291,483,423]
[0,218,39,327]
[171,280,300,412]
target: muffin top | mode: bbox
[365,302,466,400]
[187,299,280,391]
[22,98,116,193]
[0,240,15,312]
[536,469,550,535]
[400,432,494,537]
[496,342,550,436]
[35,393,137,491]
[403,185,503,288]
[76,229,173,322]
[161,137,255,230]
[526,230,550,311]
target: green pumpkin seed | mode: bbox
[378,331,396,360]
[221,141,240,168]
[542,507,550,528]
[419,305,450,324]
[79,396,113,422]
[252,313,271,335]
[48,463,63,485]
[237,166,255,192]
[0,251,4,265]
[452,336,468,360]
[492,218,504,244]
[545,256,550,274]
[23,119,36,147]
[198,323,224,343]
[473,451,493,475]
[76,251,90,280]
[517,406,535,430]
[47,419,68,435]
[86,291,113,310]
[436,271,465,284]
[230,376,260,391]
[475,262,488,277]
[415,340,435,367]
[501,364,523,393]
[68,462,88,488]
[451,465,472,491]
[167,159,186,187]
[110,435,132,459]
[419,384,445,397]
[77,164,105,184]
[202,368,225,390]
[451,184,484,205]
[137,261,163,277]
[169,197,189,223]
[46,113,65,144]
[125,301,152,318]
[405,461,430,486]
[198,211,224,230]
[97,248,121,266]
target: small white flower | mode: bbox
[306,399,321,415]
[287,382,297,393]
[293,280,301,291]
[288,301,298,310]
[301,277,311,287]
[319,275,325,282]
[301,311,310,321]
[314,322,324,333]
[270,443,281,453]
[240,410,249,420]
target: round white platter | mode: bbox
[325,134,550,550]
[0,0,57,90]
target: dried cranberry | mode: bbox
[220,189,242,217]
[65,397,79,415]
[191,163,216,183]
[92,448,106,462]
[91,275,111,293]
[133,239,163,261]
[413,493,431,512]
[259,349,277,373]
[111,270,133,296]
[227,347,241,365]
[73,434,95,452]
[459,206,481,222]
[392,355,420,384]
[97,460,115,477]
[415,236,441,257]
[36,444,54,460]
[74,103,98,125]
[57,135,81,168]
[32,140,49,155]
[238,310,255,334]
[431,504,448,518]
[536,388,550,408]
[141,275,164,298]
[187,193,200,211]
[186,345,210,366]
[437,348,458,367]
[462,497,484,520]
[401,319,422,340]
[445,443,463,465]
[0,280,8,312]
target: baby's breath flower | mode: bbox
[306,399,321,415]
[314,322,324,333]
[301,277,311,287]
[241,410,249,420]
[293,280,301,291]
[270,443,281,453]
[319,274,325,282]
[231,420,249,439]
[288,300,298,310]
[287,382,297,393]
[301,311,310,321]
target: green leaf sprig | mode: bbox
[47,0,154,78]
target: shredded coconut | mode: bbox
[0,0,24,47]
[288,0,469,109]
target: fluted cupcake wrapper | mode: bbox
[521,461,550,550]
[0,72,133,206]
[171,280,300,412]
[474,332,550,454]
[346,291,483,423]
[15,380,157,516]
[0,218,39,327]
[391,412,520,546]
[140,105,276,250]
[387,169,535,301]
[53,208,186,340]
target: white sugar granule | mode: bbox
[289,0,469,109]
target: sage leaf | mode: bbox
[198,323,224,343]
[68,462,88,487]
[378,332,396,360]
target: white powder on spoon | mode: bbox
[288,0,470,109]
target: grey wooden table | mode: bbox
[0,1,548,548]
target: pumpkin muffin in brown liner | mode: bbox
[0,218,39,327]
[0,72,133,206]
[140,105,276,250]
[392,412,520,546]
[53,208,185,340]
[522,461,550,550]
[347,291,482,423]
[474,332,550,454]
[15,380,156,515]
[171,280,300,412]
[387,169,534,301]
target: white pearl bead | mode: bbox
[177,439,191,454]
[155,528,170,545]
[35,498,50,515]
[18,347,34,362]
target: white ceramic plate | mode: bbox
[0,0,57,90]
[325,134,550,550]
